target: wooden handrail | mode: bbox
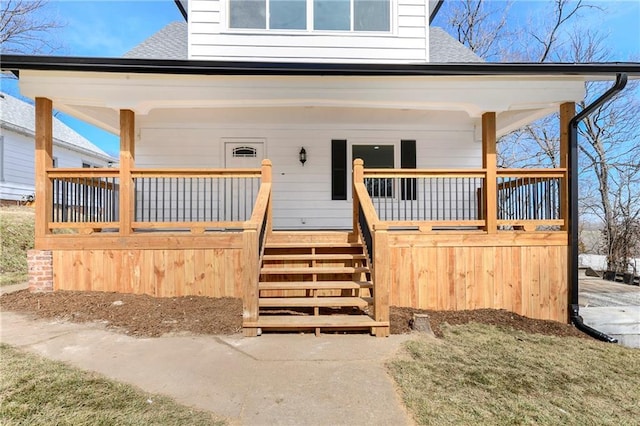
[131,168,261,178]
[47,168,120,178]
[363,168,487,178]
[245,183,272,230]
[354,183,387,232]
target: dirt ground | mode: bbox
[1,290,589,339]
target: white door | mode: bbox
[223,141,265,221]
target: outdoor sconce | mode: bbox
[299,147,307,165]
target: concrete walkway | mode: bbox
[579,277,640,348]
[0,311,415,425]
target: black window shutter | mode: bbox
[331,139,347,200]
[401,140,417,200]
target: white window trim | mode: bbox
[224,0,396,35]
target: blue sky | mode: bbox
[2,0,639,157]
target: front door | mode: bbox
[352,144,395,197]
[223,141,265,220]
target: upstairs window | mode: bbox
[229,0,390,32]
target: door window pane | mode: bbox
[314,0,350,30]
[230,0,266,29]
[270,0,307,29]
[354,0,389,31]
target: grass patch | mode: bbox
[389,323,640,426]
[0,207,34,286]
[0,343,225,425]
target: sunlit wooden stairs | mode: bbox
[244,233,388,335]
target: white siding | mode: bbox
[136,108,478,229]
[0,129,110,202]
[188,0,428,63]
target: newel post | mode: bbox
[373,226,390,337]
[559,102,574,231]
[34,97,53,243]
[482,112,497,233]
[352,159,364,240]
[261,159,273,234]
[243,227,259,337]
[119,110,135,235]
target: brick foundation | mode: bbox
[27,250,53,292]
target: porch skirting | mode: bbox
[387,234,568,322]
[51,248,243,298]
[48,232,569,323]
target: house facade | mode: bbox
[0,93,115,204]
[2,0,638,336]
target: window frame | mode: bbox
[226,0,393,33]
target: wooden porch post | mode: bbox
[373,226,390,337]
[34,98,53,244]
[243,228,259,337]
[261,159,273,234]
[482,112,498,233]
[352,159,364,241]
[119,110,135,235]
[559,102,575,231]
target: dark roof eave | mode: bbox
[1,54,639,77]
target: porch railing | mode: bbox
[360,166,566,232]
[353,159,390,337]
[45,166,267,234]
[131,168,261,231]
[363,168,486,231]
[48,168,120,231]
[496,169,565,230]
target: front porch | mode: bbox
[31,99,574,336]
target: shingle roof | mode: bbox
[123,22,483,63]
[429,27,484,63]
[123,22,187,60]
[0,92,114,160]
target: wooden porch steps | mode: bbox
[259,281,373,290]
[245,315,389,329]
[260,266,369,275]
[251,238,388,336]
[260,296,372,308]
[262,254,367,261]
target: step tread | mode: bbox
[265,242,363,249]
[260,267,369,275]
[262,254,367,261]
[259,296,371,308]
[244,315,388,328]
[259,281,373,290]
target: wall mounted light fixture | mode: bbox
[299,147,307,166]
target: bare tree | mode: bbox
[435,0,513,61]
[0,0,62,54]
[438,0,640,272]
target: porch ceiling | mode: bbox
[18,70,586,135]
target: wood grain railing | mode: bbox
[353,159,390,337]
[131,168,262,232]
[242,160,272,337]
[496,169,566,231]
[360,166,567,232]
[45,167,267,234]
[362,168,487,231]
[47,168,120,232]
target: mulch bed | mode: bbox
[1,290,589,339]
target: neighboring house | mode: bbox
[2,0,638,337]
[0,93,115,204]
